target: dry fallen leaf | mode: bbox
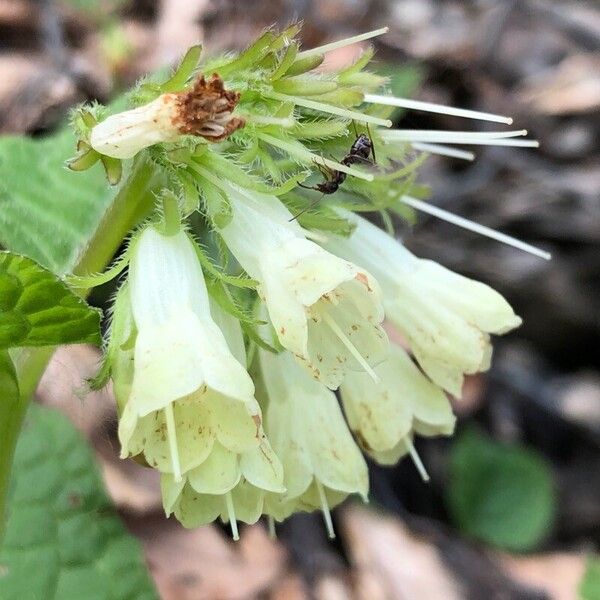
[269,572,309,600]
[128,516,287,600]
[518,54,600,115]
[340,505,464,600]
[500,552,587,600]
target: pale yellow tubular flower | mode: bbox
[159,300,284,537]
[117,225,260,481]
[218,184,388,390]
[256,345,368,537]
[324,210,521,397]
[341,343,456,477]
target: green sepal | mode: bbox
[272,77,338,97]
[257,54,277,71]
[308,88,364,108]
[193,153,307,196]
[216,29,277,77]
[70,105,101,139]
[341,71,388,89]
[290,119,349,140]
[285,54,325,77]
[292,203,356,237]
[257,148,282,182]
[237,138,260,164]
[205,278,259,325]
[100,155,123,186]
[178,170,200,215]
[270,42,299,80]
[67,236,136,290]
[162,45,202,92]
[192,240,257,290]
[200,176,233,230]
[269,23,303,53]
[66,145,101,172]
[338,46,375,80]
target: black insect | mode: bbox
[291,126,376,221]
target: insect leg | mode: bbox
[366,122,377,163]
[289,193,326,222]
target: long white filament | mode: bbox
[265,91,393,128]
[225,492,240,541]
[364,93,513,125]
[384,129,528,142]
[412,142,475,161]
[316,480,335,539]
[406,438,430,482]
[164,404,182,482]
[401,195,552,260]
[296,27,389,59]
[321,312,380,383]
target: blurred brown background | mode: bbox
[2,0,599,598]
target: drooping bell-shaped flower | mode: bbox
[256,344,369,537]
[117,224,262,481]
[90,74,245,159]
[161,439,283,538]
[324,210,521,396]
[158,301,285,537]
[218,185,388,390]
[340,343,455,476]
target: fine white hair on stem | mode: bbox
[364,93,513,125]
[296,27,389,59]
[400,195,552,260]
[412,142,476,161]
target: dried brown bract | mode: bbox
[171,73,245,141]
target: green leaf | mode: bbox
[447,428,556,551]
[0,350,20,532]
[0,128,114,275]
[0,253,101,348]
[0,404,157,599]
[580,557,600,600]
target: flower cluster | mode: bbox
[73,25,546,537]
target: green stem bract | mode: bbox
[160,190,182,236]
[0,156,158,541]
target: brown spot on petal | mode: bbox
[355,271,372,292]
[252,414,262,439]
[172,73,245,141]
[354,430,373,452]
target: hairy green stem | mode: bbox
[0,157,157,540]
